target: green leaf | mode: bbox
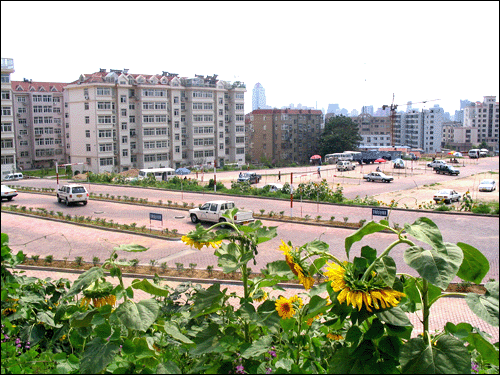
[161,361,182,374]
[131,279,171,297]
[164,322,194,344]
[374,256,396,287]
[465,281,499,327]
[280,317,296,332]
[364,318,384,340]
[464,332,499,366]
[345,221,389,259]
[79,337,119,374]
[275,358,294,371]
[64,267,104,299]
[456,242,490,284]
[400,335,470,374]
[403,243,463,290]
[121,338,135,355]
[94,321,112,339]
[404,217,445,251]
[132,337,156,359]
[240,336,272,359]
[189,283,227,318]
[345,325,362,343]
[113,243,149,252]
[444,322,473,339]
[376,306,412,327]
[115,299,159,332]
[70,309,99,328]
[361,246,377,264]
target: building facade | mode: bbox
[351,113,391,148]
[463,96,499,151]
[252,83,266,111]
[247,109,322,164]
[11,81,67,170]
[64,70,246,173]
[441,121,479,152]
[1,58,16,178]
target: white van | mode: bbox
[468,149,480,159]
[3,173,23,181]
[336,161,356,171]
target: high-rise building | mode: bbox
[441,121,478,152]
[463,96,499,150]
[361,105,374,115]
[247,109,322,164]
[1,58,16,178]
[252,83,266,110]
[327,104,339,114]
[11,80,68,170]
[64,69,246,173]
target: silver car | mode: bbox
[478,179,496,192]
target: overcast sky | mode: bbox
[2,1,498,115]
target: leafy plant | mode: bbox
[74,256,84,267]
[92,256,100,266]
[44,255,53,264]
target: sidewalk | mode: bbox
[14,266,499,344]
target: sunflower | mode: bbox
[279,240,315,290]
[324,261,405,313]
[181,235,222,250]
[327,333,344,340]
[81,281,116,309]
[275,296,295,319]
[251,289,268,303]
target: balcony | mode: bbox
[1,58,14,70]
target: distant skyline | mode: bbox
[2,1,498,115]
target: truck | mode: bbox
[188,200,254,226]
[237,172,262,184]
[349,150,402,164]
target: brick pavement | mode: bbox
[13,267,499,344]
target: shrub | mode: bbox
[206,265,214,276]
[472,203,491,214]
[149,259,157,269]
[175,263,184,271]
[74,256,84,267]
[130,258,139,268]
[343,217,349,223]
[92,256,100,266]
[31,255,40,263]
[44,255,53,264]
[160,262,167,272]
[189,263,197,271]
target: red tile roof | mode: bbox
[12,81,67,92]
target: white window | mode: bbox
[98,102,111,110]
[99,157,114,166]
[97,87,111,96]
[99,143,113,152]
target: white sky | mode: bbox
[2,1,499,115]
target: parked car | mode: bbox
[478,179,496,192]
[363,172,394,183]
[435,165,460,176]
[433,189,461,204]
[1,185,18,201]
[392,159,405,169]
[263,183,283,193]
[57,184,89,206]
[188,200,254,226]
[336,160,356,171]
[2,173,23,181]
[237,172,261,184]
[479,149,489,157]
[427,160,447,169]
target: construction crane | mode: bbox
[382,94,440,148]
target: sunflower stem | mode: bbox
[422,279,431,346]
[361,238,415,282]
[429,291,467,307]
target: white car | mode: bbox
[433,189,461,204]
[478,179,496,192]
[263,183,283,192]
[427,160,447,169]
[1,185,18,201]
[57,184,89,206]
[363,172,394,183]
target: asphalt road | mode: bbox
[2,156,498,282]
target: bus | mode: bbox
[324,152,362,164]
[138,168,176,181]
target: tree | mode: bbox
[318,115,363,156]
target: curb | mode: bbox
[14,264,306,289]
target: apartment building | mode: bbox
[463,96,499,151]
[1,58,16,178]
[351,113,391,148]
[422,106,445,153]
[11,80,67,170]
[247,109,322,165]
[63,69,246,173]
[441,121,479,152]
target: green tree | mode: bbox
[319,115,362,155]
